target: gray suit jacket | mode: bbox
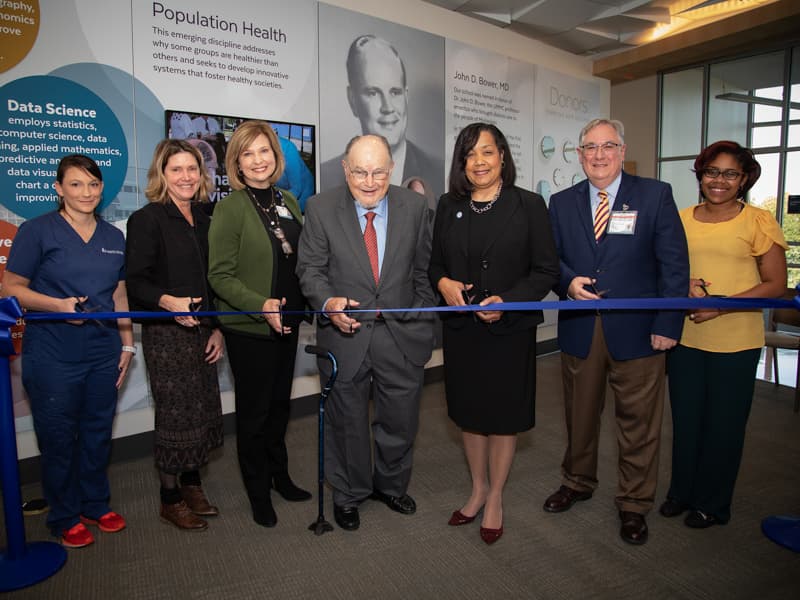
[297,184,435,380]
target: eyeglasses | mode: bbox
[578,142,622,155]
[701,167,742,181]
[347,167,390,182]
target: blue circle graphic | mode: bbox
[0,76,127,219]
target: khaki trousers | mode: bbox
[560,317,665,514]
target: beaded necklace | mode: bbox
[246,186,293,256]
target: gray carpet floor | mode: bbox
[4,352,800,599]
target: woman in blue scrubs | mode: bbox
[3,154,135,548]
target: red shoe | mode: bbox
[479,525,504,545]
[61,522,95,548]
[81,511,126,533]
[448,509,478,526]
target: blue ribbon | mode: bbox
[12,294,800,324]
[0,297,23,356]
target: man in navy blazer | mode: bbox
[545,118,689,545]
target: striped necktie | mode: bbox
[594,190,609,242]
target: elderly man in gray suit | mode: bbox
[297,134,435,531]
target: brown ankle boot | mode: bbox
[160,500,208,530]
[180,485,219,516]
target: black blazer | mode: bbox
[429,186,559,335]
[125,200,215,315]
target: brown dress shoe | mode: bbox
[160,501,208,531]
[180,485,219,516]
[619,511,648,545]
[543,485,593,513]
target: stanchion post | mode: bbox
[0,297,66,591]
[305,345,337,536]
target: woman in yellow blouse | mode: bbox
[660,141,787,528]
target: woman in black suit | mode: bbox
[429,123,559,544]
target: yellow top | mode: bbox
[679,202,787,353]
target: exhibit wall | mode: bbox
[1,0,608,459]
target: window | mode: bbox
[658,46,800,286]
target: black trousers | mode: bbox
[666,344,759,522]
[223,330,299,504]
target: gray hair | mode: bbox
[579,118,625,146]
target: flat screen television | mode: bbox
[164,109,315,206]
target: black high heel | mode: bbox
[251,497,277,528]
[272,474,312,502]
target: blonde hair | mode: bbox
[225,120,285,190]
[145,139,212,203]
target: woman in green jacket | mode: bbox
[208,120,309,528]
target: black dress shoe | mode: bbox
[251,500,277,528]
[272,475,312,502]
[543,485,593,513]
[659,498,688,518]
[684,510,720,529]
[370,491,416,515]
[334,505,360,531]
[619,511,648,545]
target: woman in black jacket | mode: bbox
[429,123,559,544]
[126,139,224,532]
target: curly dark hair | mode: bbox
[693,140,761,198]
[448,123,516,197]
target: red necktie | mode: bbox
[364,211,379,284]
[594,190,609,242]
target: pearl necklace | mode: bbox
[469,180,503,214]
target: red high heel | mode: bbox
[448,509,478,526]
[479,525,503,545]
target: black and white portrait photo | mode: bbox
[318,5,445,200]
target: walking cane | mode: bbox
[305,345,337,536]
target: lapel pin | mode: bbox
[622,203,629,211]
[456,211,463,219]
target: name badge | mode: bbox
[276,205,292,219]
[607,211,637,235]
